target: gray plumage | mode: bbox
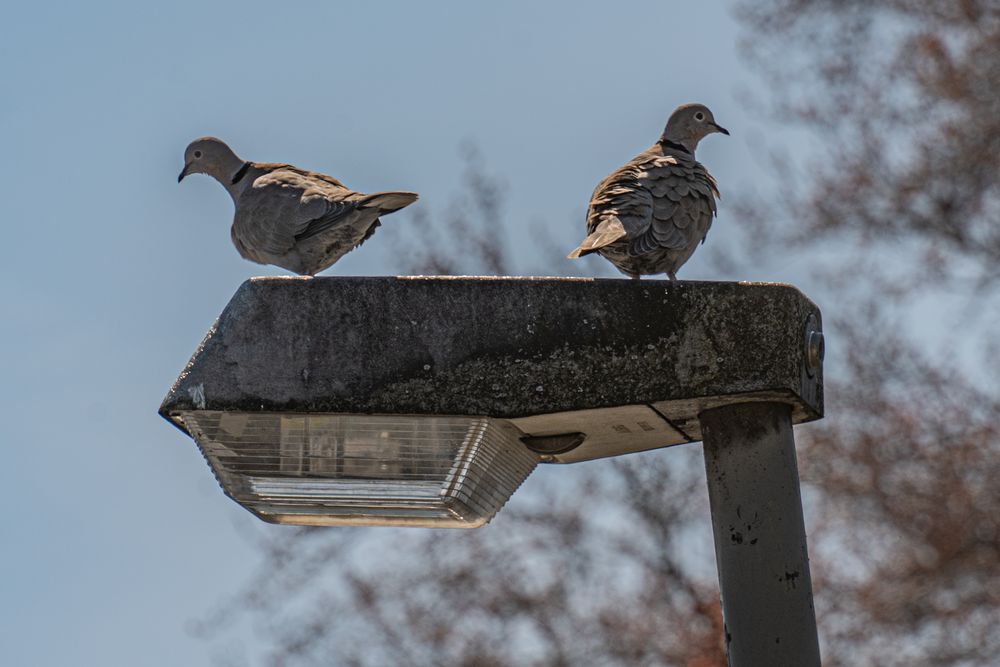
[568,104,728,280]
[178,137,418,275]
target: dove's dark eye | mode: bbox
[694,112,705,122]
[193,150,203,159]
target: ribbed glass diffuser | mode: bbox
[175,412,538,527]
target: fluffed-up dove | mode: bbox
[178,137,418,275]
[568,104,728,280]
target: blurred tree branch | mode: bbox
[800,311,1000,666]
[733,1,1000,294]
[387,140,590,278]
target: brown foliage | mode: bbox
[734,1,1000,291]
[799,318,1000,665]
[730,2,1000,663]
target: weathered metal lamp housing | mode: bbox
[160,276,823,528]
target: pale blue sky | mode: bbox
[0,3,815,665]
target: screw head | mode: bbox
[804,313,824,377]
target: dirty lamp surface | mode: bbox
[175,412,538,528]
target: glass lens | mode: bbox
[176,412,538,528]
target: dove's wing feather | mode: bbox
[628,155,719,257]
[234,166,362,256]
[296,190,418,242]
[567,159,656,258]
[293,201,362,242]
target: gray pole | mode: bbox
[699,401,821,667]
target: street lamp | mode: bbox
[161,275,824,664]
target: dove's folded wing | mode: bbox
[568,164,654,258]
[628,157,719,257]
[234,168,362,257]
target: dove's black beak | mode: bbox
[178,163,191,182]
[711,123,730,136]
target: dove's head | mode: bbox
[178,137,244,184]
[660,104,729,154]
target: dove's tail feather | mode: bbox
[567,218,628,259]
[360,191,419,214]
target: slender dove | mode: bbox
[567,104,728,280]
[178,137,418,275]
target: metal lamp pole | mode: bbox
[700,402,822,666]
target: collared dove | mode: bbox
[568,104,728,280]
[178,137,418,275]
